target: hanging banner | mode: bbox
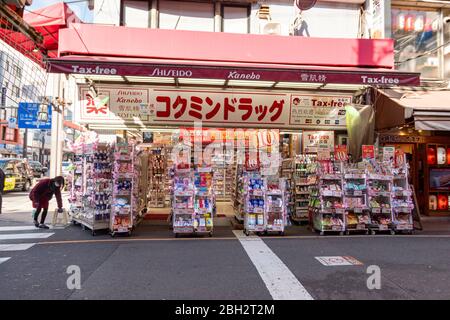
[290,95,351,128]
[77,85,351,129]
[395,148,405,166]
[302,131,334,153]
[334,145,348,162]
[362,145,375,160]
[383,146,395,162]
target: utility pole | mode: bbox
[22,128,28,158]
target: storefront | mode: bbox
[49,23,421,236]
[375,88,450,217]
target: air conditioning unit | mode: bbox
[260,22,281,35]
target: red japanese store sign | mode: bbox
[76,85,352,129]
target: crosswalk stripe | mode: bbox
[233,230,314,300]
[0,243,36,251]
[0,226,38,232]
[0,257,11,265]
[0,233,54,240]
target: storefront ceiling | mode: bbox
[71,74,366,91]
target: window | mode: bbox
[12,85,20,98]
[122,0,150,28]
[222,5,249,34]
[5,60,9,72]
[159,1,214,32]
[4,128,15,141]
[392,8,442,79]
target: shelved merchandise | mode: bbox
[70,143,113,235]
[193,168,215,236]
[211,143,235,201]
[310,160,345,235]
[391,159,414,233]
[110,143,134,236]
[343,165,371,234]
[232,163,245,223]
[292,155,317,224]
[133,149,148,226]
[280,158,294,223]
[172,168,195,237]
[148,147,167,208]
[366,161,394,234]
[69,152,84,218]
[265,177,286,235]
[243,172,266,235]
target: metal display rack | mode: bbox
[367,171,395,235]
[310,161,345,235]
[172,169,195,237]
[243,172,266,236]
[343,166,371,234]
[110,143,134,237]
[265,177,286,235]
[391,159,414,234]
[69,142,112,236]
[193,167,214,236]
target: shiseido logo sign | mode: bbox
[150,68,193,77]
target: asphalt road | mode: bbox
[1,192,450,300]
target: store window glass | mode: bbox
[223,6,249,34]
[159,1,214,32]
[5,128,15,141]
[392,8,441,79]
[122,0,150,28]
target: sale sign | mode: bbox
[383,146,395,162]
[362,145,375,160]
[302,131,334,153]
[334,145,348,162]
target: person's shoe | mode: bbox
[38,224,49,229]
[34,220,40,228]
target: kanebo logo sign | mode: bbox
[72,65,117,75]
[150,68,193,77]
[361,75,400,84]
[228,71,261,80]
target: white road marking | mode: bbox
[233,230,314,300]
[0,257,11,265]
[0,243,36,251]
[0,226,38,232]
[315,256,364,266]
[0,233,54,240]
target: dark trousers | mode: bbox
[33,207,48,224]
[0,191,2,214]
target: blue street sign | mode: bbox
[18,102,52,130]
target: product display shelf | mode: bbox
[133,150,148,227]
[69,152,84,220]
[233,164,245,223]
[367,170,395,235]
[280,158,294,224]
[193,167,215,236]
[265,177,287,235]
[310,161,345,236]
[292,155,317,224]
[172,169,195,237]
[391,160,414,234]
[343,166,371,234]
[110,143,134,237]
[148,147,167,208]
[70,143,112,236]
[243,172,266,236]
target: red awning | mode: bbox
[24,2,81,58]
[58,23,395,69]
[48,55,421,86]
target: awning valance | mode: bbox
[376,88,450,131]
[48,55,420,86]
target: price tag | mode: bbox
[354,191,362,196]
[356,224,365,230]
[118,227,128,233]
[332,225,341,231]
[379,224,388,231]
